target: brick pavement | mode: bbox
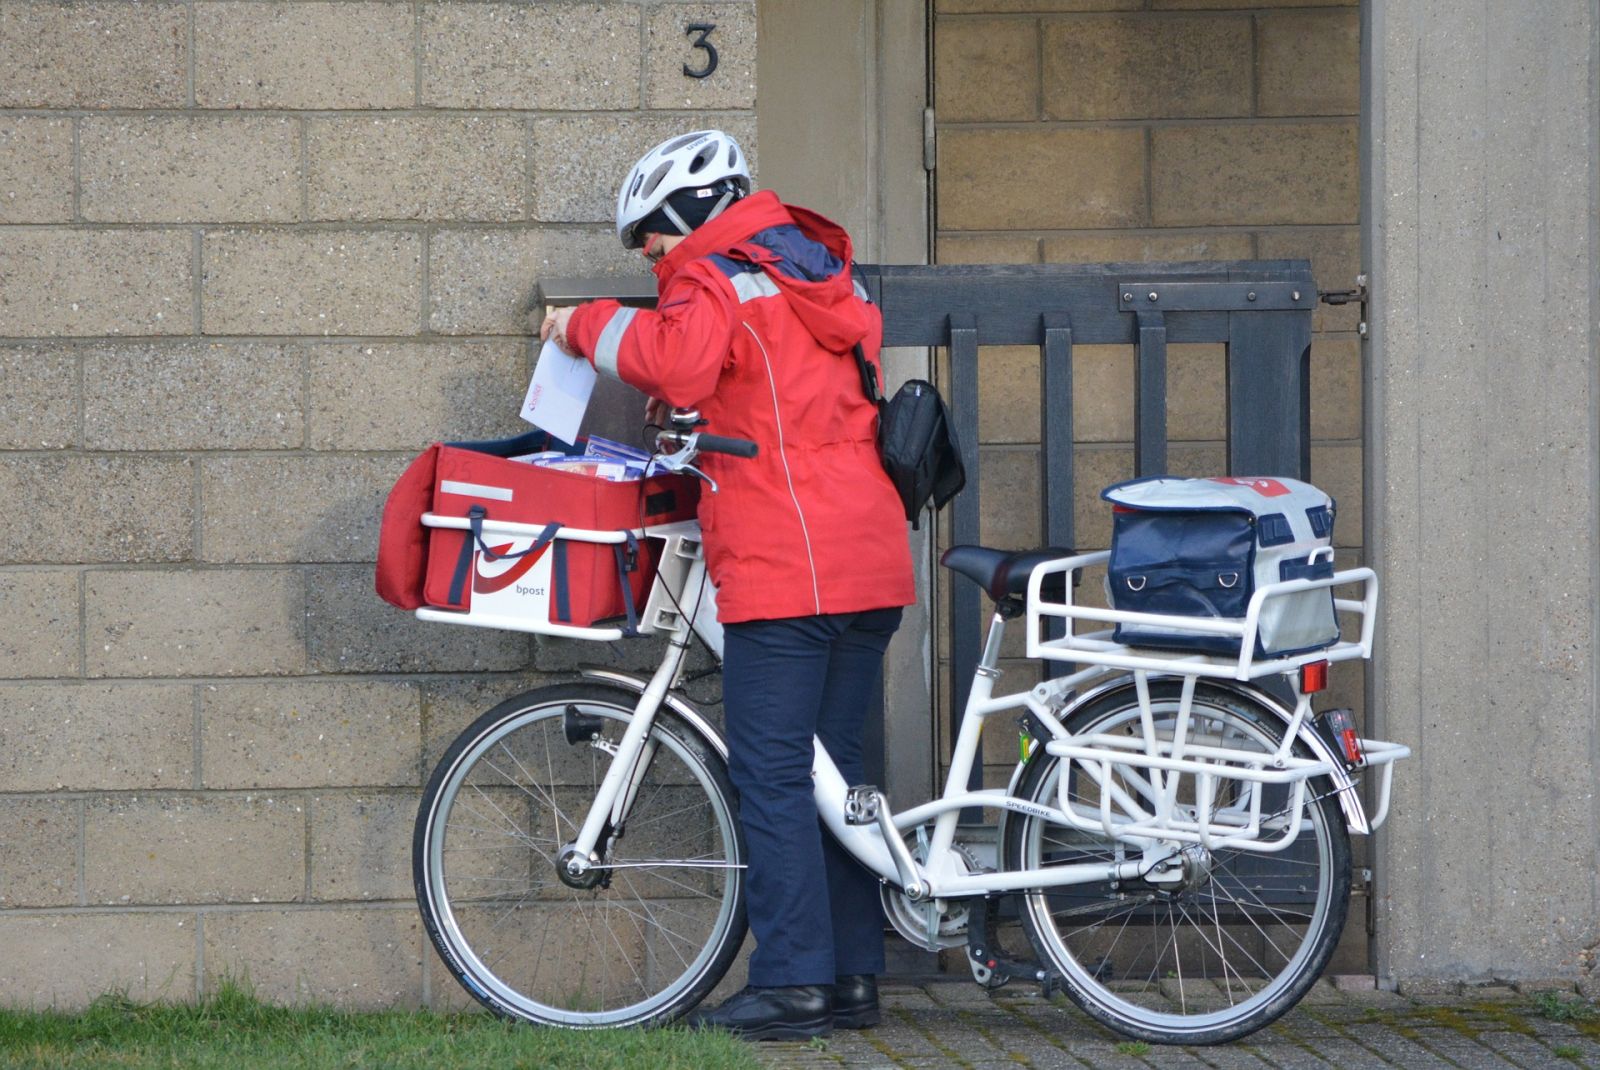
[753,980,1600,1070]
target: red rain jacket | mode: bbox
[566,191,914,624]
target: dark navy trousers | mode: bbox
[721,606,903,987]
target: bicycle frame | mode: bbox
[416,513,1405,899]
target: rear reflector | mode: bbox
[1300,660,1329,694]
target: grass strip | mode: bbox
[0,981,759,1070]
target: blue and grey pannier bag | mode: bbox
[1102,476,1339,658]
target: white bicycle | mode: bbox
[411,416,1409,1045]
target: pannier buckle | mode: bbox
[1218,572,1240,588]
[1125,575,1147,592]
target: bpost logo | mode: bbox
[1209,477,1291,498]
[473,540,552,594]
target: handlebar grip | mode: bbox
[695,433,759,459]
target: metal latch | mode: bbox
[1318,273,1368,306]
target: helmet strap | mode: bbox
[659,202,694,237]
[703,189,737,225]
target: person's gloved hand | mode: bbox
[538,306,577,356]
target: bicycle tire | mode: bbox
[415,682,747,1028]
[1003,679,1352,1045]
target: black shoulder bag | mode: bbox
[852,343,966,529]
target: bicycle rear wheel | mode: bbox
[1003,679,1351,1045]
[415,683,746,1027]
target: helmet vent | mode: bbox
[688,147,713,173]
[641,162,673,197]
[663,133,703,153]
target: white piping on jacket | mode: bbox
[742,321,822,615]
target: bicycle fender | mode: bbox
[579,668,728,760]
[1005,676,1371,837]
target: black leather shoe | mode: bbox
[832,974,880,1029]
[686,984,833,1041]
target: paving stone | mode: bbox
[84,794,304,906]
[1341,1026,1461,1070]
[1479,1030,1582,1068]
[0,117,73,223]
[80,116,301,224]
[195,2,414,109]
[1510,977,1578,994]
[0,228,193,337]
[306,117,526,223]
[0,3,187,108]
[1293,1037,1401,1069]
[201,679,421,790]
[1409,1027,1524,1068]
[83,341,304,451]
[420,3,640,110]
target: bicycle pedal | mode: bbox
[844,784,883,826]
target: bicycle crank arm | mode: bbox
[581,859,749,870]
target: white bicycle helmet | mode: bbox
[616,129,751,249]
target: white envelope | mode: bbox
[520,336,596,444]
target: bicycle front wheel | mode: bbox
[1004,679,1351,1045]
[415,683,747,1028]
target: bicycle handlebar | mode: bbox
[694,433,759,459]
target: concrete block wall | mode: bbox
[930,0,1365,794]
[0,0,755,1009]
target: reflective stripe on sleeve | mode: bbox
[727,271,782,304]
[592,306,638,379]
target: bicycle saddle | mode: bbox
[940,545,1074,604]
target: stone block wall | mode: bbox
[930,0,1364,795]
[0,0,755,1009]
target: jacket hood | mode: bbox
[654,190,871,352]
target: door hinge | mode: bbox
[922,107,936,172]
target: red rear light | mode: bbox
[1300,660,1329,694]
[1321,707,1366,767]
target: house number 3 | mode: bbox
[683,23,718,79]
